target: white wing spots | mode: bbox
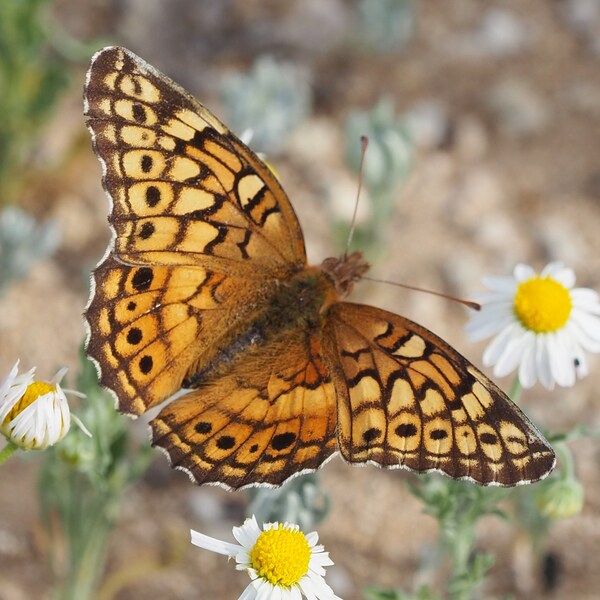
[392,334,426,358]
[168,156,201,181]
[237,173,265,207]
[162,118,197,140]
[176,108,225,134]
[119,74,160,103]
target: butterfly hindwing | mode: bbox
[325,303,555,486]
[151,330,338,489]
[86,255,277,415]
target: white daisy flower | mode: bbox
[191,515,342,600]
[0,360,87,451]
[466,262,600,389]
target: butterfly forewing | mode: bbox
[84,46,306,272]
[326,303,555,486]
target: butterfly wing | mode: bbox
[84,46,307,415]
[86,255,276,415]
[325,303,556,486]
[151,329,338,489]
[85,46,306,272]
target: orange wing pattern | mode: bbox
[326,303,555,486]
[86,255,275,416]
[151,330,337,489]
[84,46,306,273]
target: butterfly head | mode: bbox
[320,251,370,298]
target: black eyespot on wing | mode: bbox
[139,355,153,374]
[131,267,153,291]
[195,422,212,435]
[271,432,296,451]
[216,435,235,450]
[395,423,418,437]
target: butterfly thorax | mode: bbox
[320,251,370,298]
[182,265,339,388]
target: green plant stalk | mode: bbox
[508,376,522,404]
[0,441,18,464]
[553,441,574,480]
[52,481,115,600]
[442,502,480,600]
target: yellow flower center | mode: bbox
[249,524,311,588]
[3,381,55,424]
[513,276,572,333]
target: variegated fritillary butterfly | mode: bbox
[84,47,555,489]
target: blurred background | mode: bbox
[0,0,599,598]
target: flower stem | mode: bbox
[509,376,523,403]
[554,442,575,480]
[0,441,18,465]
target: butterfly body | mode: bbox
[85,46,555,489]
[181,260,341,389]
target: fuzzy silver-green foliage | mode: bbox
[0,205,59,296]
[357,0,416,53]
[220,56,311,155]
[246,473,329,531]
[39,349,153,599]
[343,97,413,255]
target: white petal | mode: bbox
[514,263,536,282]
[298,577,319,600]
[269,584,284,600]
[540,261,566,280]
[190,530,241,557]
[305,531,319,546]
[255,580,276,600]
[238,582,258,600]
[533,335,554,390]
[487,326,530,376]
[548,331,575,388]
[569,311,600,352]
[517,337,538,388]
[289,586,303,600]
[0,364,33,423]
[310,551,334,569]
[466,312,514,343]
[0,360,19,398]
[236,550,252,569]
[233,516,262,549]
[570,287,600,312]
[482,322,521,366]
[302,571,341,600]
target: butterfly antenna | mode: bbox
[362,276,481,311]
[344,135,369,258]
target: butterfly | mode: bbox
[84,46,555,489]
